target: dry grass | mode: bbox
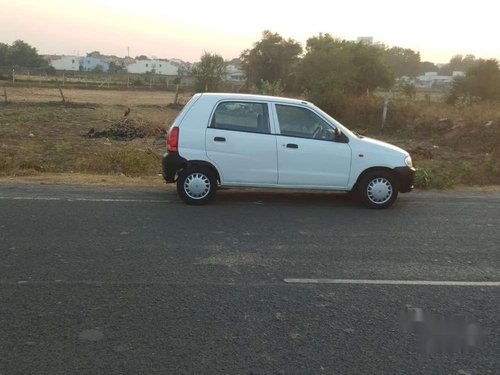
[0,87,182,178]
[1,87,191,106]
[334,96,500,188]
[0,173,168,186]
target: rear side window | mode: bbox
[211,102,270,134]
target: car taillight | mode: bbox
[167,127,179,152]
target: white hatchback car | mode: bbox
[162,93,415,208]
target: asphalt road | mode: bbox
[0,184,499,374]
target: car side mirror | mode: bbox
[334,127,341,138]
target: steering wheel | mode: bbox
[312,125,323,139]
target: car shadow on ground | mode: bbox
[212,188,362,207]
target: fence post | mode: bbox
[127,74,130,89]
[62,73,65,87]
[12,69,15,84]
[381,94,389,130]
[2,87,7,103]
[174,84,180,105]
[58,86,66,103]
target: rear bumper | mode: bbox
[162,152,186,183]
[394,166,416,193]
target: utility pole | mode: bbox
[127,46,130,58]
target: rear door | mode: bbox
[273,104,351,188]
[206,101,278,185]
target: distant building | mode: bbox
[416,71,455,88]
[452,71,465,77]
[357,36,374,45]
[49,55,80,71]
[126,59,178,75]
[80,56,109,72]
[226,64,245,81]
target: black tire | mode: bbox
[176,166,217,205]
[358,170,399,209]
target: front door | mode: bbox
[274,104,351,188]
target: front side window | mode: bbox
[211,102,270,134]
[276,105,336,140]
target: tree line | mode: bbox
[2,36,498,103]
[195,31,499,106]
[0,40,45,68]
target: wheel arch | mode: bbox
[185,160,221,182]
[351,166,398,192]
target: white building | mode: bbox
[127,59,178,75]
[416,72,454,88]
[49,56,80,71]
[226,64,245,81]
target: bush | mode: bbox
[414,167,432,188]
[132,77,144,86]
[0,153,13,173]
[260,80,284,96]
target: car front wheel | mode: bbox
[359,170,399,209]
[176,166,217,205]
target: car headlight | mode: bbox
[404,155,413,168]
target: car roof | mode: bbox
[197,93,311,106]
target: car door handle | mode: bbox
[214,137,226,142]
[286,143,298,149]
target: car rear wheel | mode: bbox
[176,166,217,205]
[359,170,399,209]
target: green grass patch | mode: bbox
[76,148,161,177]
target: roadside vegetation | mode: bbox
[1,36,499,188]
[1,88,498,188]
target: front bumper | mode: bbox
[394,166,416,193]
[162,152,186,183]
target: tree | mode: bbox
[0,43,9,66]
[448,59,500,103]
[108,61,123,73]
[440,54,477,75]
[383,46,421,77]
[192,52,226,92]
[135,55,149,61]
[240,31,302,90]
[296,34,393,110]
[400,82,417,100]
[418,61,438,75]
[8,40,44,67]
[347,42,394,95]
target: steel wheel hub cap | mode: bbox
[184,173,210,199]
[367,177,393,204]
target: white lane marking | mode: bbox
[0,196,171,203]
[284,278,500,287]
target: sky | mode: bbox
[1,0,499,64]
